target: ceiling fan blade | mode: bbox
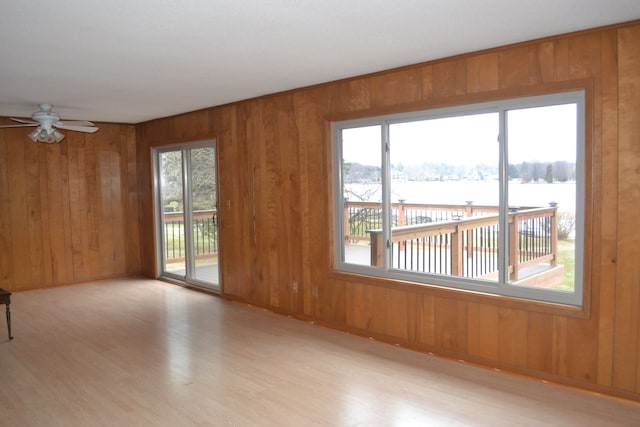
[54,124,99,133]
[10,117,38,124]
[55,120,96,127]
[0,123,39,128]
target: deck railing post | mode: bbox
[465,201,473,260]
[508,210,519,281]
[550,203,558,267]
[369,230,384,267]
[344,199,350,243]
[451,224,462,276]
[398,200,406,227]
[398,200,406,250]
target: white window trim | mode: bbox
[333,91,585,306]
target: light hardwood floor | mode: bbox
[1,278,639,426]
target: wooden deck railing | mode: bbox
[345,201,557,281]
[163,210,218,262]
[344,200,521,243]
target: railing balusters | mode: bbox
[163,210,219,263]
[364,202,557,282]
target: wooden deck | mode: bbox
[346,201,564,288]
[345,243,565,288]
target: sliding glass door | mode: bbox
[154,141,219,291]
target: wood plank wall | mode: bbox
[0,122,140,291]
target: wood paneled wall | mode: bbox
[137,22,640,400]
[0,122,140,291]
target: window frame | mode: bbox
[332,90,585,307]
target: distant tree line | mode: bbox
[509,161,575,183]
[343,162,381,183]
[344,160,575,184]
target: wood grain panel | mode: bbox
[124,126,141,273]
[67,131,87,279]
[84,134,102,279]
[0,127,13,285]
[319,278,347,325]
[596,28,619,387]
[24,136,45,284]
[0,122,140,291]
[613,24,640,393]
[420,64,434,99]
[297,86,331,319]
[172,109,211,142]
[467,302,499,360]
[568,33,602,79]
[43,144,64,284]
[97,128,116,277]
[291,90,315,316]
[250,98,277,307]
[552,315,569,377]
[466,53,499,93]
[433,59,467,97]
[347,78,371,111]
[274,94,303,313]
[434,297,467,353]
[553,38,570,81]
[346,281,375,332]
[216,106,237,295]
[416,294,436,346]
[378,287,411,340]
[222,104,256,298]
[32,143,51,285]
[526,312,553,372]
[566,316,599,383]
[111,133,127,275]
[8,131,33,289]
[498,46,529,88]
[246,101,266,301]
[370,68,422,107]
[528,41,555,84]
[59,143,76,282]
[497,307,528,367]
[135,126,155,279]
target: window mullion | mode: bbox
[382,122,392,271]
[498,109,509,288]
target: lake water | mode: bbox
[348,180,577,212]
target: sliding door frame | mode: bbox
[152,139,221,293]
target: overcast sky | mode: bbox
[342,103,577,167]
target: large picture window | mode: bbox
[333,91,585,306]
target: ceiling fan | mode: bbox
[0,104,99,144]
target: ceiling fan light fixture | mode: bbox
[28,128,42,143]
[28,127,65,144]
[52,129,65,143]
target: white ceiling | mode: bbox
[1,1,639,124]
